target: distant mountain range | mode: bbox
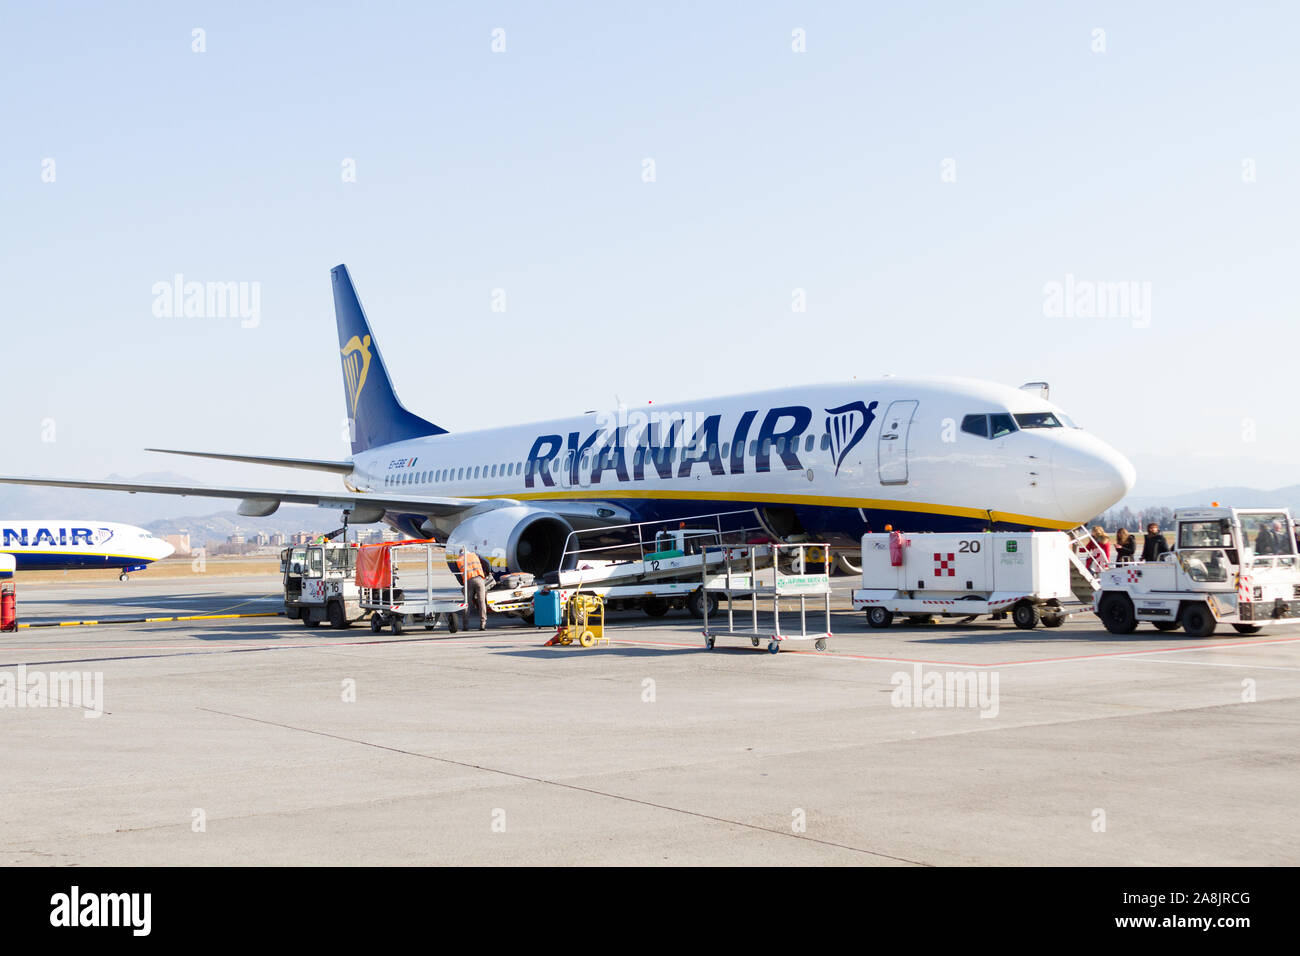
[0,472,345,543]
[1111,485,1300,514]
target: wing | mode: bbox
[0,475,501,523]
[145,448,354,475]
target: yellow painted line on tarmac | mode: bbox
[16,611,283,630]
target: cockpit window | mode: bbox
[989,414,1018,439]
[1013,412,1062,429]
[961,414,989,438]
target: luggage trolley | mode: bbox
[700,542,833,654]
[356,540,468,635]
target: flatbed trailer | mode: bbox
[355,541,467,635]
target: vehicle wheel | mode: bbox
[643,597,669,617]
[1097,593,1138,635]
[303,618,321,629]
[705,635,715,650]
[767,640,780,655]
[447,614,458,634]
[1152,621,1180,632]
[1041,614,1064,628]
[1232,623,1263,635]
[119,573,129,582]
[579,630,596,648]
[686,589,718,619]
[391,617,404,635]
[327,602,348,629]
[370,615,383,633]
[1012,601,1040,630]
[815,638,827,651]
[866,607,894,629]
[751,637,761,646]
[1181,602,1216,637]
[285,606,300,621]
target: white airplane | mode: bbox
[0,521,175,580]
[0,265,1135,576]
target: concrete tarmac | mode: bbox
[1,572,1297,866]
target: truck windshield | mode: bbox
[306,548,324,577]
[1240,512,1294,556]
[326,548,356,572]
[1179,520,1231,549]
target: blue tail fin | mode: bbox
[332,264,446,454]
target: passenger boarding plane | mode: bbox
[0,265,1135,575]
[0,521,175,580]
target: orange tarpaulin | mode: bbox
[354,539,440,589]
[355,545,392,588]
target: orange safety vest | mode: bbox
[457,552,485,581]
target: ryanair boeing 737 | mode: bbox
[0,265,1135,575]
[0,521,174,580]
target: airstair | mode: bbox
[1066,525,1110,602]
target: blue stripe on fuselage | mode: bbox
[2,551,150,571]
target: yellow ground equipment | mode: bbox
[545,592,607,648]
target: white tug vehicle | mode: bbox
[1095,507,1300,637]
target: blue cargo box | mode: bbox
[533,590,563,627]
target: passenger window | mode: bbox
[805,434,815,452]
[720,442,730,459]
[820,433,830,450]
[749,440,758,456]
[961,414,989,438]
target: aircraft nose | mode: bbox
[154,540,176,561]
[1052,435,1136,524]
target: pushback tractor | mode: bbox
[1094,507,1300,637]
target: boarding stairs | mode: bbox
[1066,525,1110,602]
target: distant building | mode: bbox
[163,532,190,555]
[226,532,246,546]
[269,532,286,547]
[291,531,315,545]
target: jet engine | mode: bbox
[442,505,575,576]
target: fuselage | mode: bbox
[344,377,1135,547]
[0,521,175,571]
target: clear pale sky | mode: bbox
[3,1,1297,501]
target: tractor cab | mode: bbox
[282,541,363,628]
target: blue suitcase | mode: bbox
[533,590,563,627]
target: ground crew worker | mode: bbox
[1141,522,1170,562]
[457,550,489,630]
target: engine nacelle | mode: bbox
[443,505,574,576]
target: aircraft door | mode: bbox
[877,400,918,485]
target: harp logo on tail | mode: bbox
[341,334,372,417]
[825,400,878,475]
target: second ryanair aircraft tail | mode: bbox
[332,264,446,455]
